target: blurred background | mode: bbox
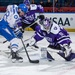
[0,0,75,32]
[0,0,75,12]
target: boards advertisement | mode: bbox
[0,13,75,31]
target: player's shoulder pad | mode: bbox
[37,4,43,9]
[30,4,37,10]
[50,22,60,34]
[6,5,18,11]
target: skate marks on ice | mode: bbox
[0,32,75,75]
[1,52,75,75]
[0,53,40,75]
[37,51,75,75]
[0,56,75,75]
[37,59,75,75]
[0,49,75,75]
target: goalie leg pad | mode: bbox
[58,51,75,61]
[40,47,54,61]
[63,44,72,57]
[47,51,55,61]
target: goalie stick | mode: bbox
[30,46,75,61]
[21,38,39,63]
[23,38,63,53]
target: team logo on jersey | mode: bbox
[54,27,57,30]
[14,15,18,19]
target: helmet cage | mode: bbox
[42,18,51,32]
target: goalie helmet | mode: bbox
[42,17,52,33]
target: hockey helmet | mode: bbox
[18,4,28,13]
[42,18,52,33]
[43,18,51,29]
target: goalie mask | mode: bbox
[42,18,52,33]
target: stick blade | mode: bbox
[29,60,39,63]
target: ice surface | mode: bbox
[0,31,75,75]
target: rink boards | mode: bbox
[0,13,75,32]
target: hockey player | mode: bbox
[0,4,28,62]
[16,0,44,31]
[25,17,75,61]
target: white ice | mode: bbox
[0,31,75,75]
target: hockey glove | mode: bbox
[37,15,45,20]
[14,27,23,39]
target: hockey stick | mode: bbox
[25,19,39,29]
[23,38,63,53]
[3,40,7,43]
[47,47,63,53]
[21,38,39,63]
[30,46,73,61]
[31,46,63,53]
[0,40,7,44]
[0,50,11,58]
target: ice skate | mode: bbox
[11,51,23,63]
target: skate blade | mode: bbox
[12,59,16,63]
[12,59,23,63]
[17,59,23,63]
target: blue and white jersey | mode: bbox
[3,5,19,28]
